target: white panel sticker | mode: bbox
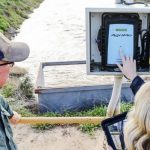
[107,24,134,65]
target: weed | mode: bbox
[16,107,35,117]
[32,124,55,130]
[19,76,34,99]
[79,124,100,135]
[121,102,133,112]
[1,83,15,98]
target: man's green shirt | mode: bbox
[0,95,17,150]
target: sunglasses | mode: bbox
[0,62,14,67]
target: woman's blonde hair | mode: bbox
[124,82,150,150]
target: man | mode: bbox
[0,32,30,150]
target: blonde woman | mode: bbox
[124,82,150,150]
[116,51,150,150]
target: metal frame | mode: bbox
[36,60,86,88]
[86,4,150,75]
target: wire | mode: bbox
[122,0,148,5]
[139,29,150,69]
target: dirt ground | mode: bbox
[13,125,105,150]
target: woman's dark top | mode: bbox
[130,76,145,95]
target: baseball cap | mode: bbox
[0,32,30,62]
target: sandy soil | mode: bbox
[14,0,115,87]
[13,125,105,150]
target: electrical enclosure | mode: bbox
[86,4,150,75]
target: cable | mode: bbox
[122,0,149,5]
[139,29,150,69]
[123,1,144,5]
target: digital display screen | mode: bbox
[107,24,134,65]
[107,120,127,150]
[101,112,127,150]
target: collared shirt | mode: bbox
[0,95,17,150]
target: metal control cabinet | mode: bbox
[86,3,150,75]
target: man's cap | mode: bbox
[0,32,30,62]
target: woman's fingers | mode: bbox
[117,63,123,72]
[117,49,137,81]
[119,49,125,63]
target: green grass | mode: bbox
[19,103,133,134]
[1,75,34,100]
[1,83,15,98]
[0,0,44,32]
